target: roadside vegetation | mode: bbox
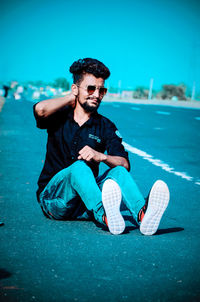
[0,78,199,101]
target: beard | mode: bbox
[78,97,101,113]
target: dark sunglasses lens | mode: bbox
[87,85,96,95]
[99,88,107,95]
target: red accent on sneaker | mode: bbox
[140,210,145,222]
[104,216,108,227]
[138,205,147,223]
[102,214,108,227]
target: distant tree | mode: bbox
[35,80,45,87]
[161,84,187,100]
[53,78,70,90]
[133,86,148,98]
[196,92,200,100]
[109,86,118,93]
[45,81,54,87]
[28,80,45,87]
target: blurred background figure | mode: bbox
[3,84,10,98]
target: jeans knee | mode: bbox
[70,160,92,183]
[112,165,129,175]
[70,160,89,173]
[108,165,131,183]
[53,161,89,185]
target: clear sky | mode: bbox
[0,0,200,90]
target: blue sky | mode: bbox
[0,0,200,90]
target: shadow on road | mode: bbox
[156,227,184,235]
[123,226,138,234]
[0,268,12,280]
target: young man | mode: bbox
[33,58,170,235]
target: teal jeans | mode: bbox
[39,161,145,225]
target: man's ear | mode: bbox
[71,84,78,96]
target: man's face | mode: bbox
[76,73,105,113]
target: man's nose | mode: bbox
[93,88,100,98]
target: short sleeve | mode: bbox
[33,103,69,130]
[103,119,130,166]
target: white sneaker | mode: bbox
[140,180,170,236]
[102,179,125,235]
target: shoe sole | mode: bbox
[102,179,125,235]
[140,180,170,236]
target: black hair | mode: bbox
[69,58,110,84]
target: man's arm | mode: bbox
[78,146,130,171]
[34,94,76,118]
[103,154,130,171]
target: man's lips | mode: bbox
[88,98,100,105]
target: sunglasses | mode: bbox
[77,85,107,96]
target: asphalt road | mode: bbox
[0,99,200,302]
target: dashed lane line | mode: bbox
[123,141,199,186]
[153,127,164,130]
[131,107,141,111]
[156,111,171,115]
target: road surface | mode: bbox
[0,99,200,301]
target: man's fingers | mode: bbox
[78,150,94,161]
[79,146,91,155]
[79,148,93,157]
[78,146,101,162]
[79,150,90,158]
[85,154,93,161]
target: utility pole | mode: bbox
[190,41,200,101]
[148,78,154,100]
[118,80,121,98]
[191,81,196,101]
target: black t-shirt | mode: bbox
[33,105,129,202]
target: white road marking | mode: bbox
[122,141,199,184]
[131,107,141,111]
[195,117,200,121]
[156,111,171,115]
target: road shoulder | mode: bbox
[103,96,200,109]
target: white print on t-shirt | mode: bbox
[88,134,101,143]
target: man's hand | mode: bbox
[78,146,106,162]
[68,93,76,108]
